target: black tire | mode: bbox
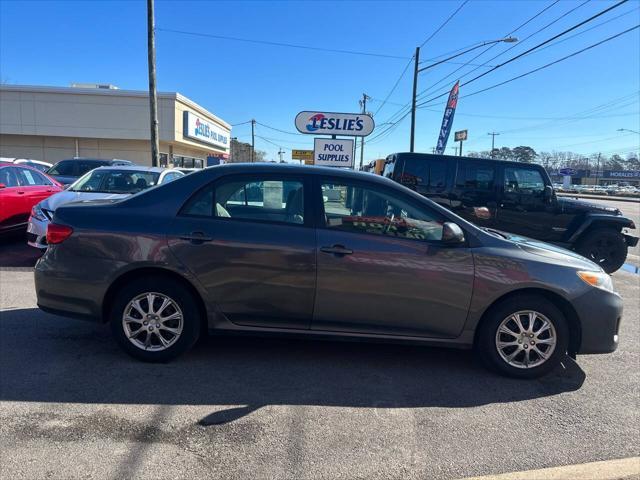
[575,228,627,273]
[109,276,201,362]
[476,294,569,379]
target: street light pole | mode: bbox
[146,0,159,167]
[409,37,517,154]
[410,47,420,153]
[251,119,255,163]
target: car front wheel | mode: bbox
[476,295,569,379]
[110,277,201,362]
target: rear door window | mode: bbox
[0,167,20,187]
[456,161,496,191]
[16,168,51,186]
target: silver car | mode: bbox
[27,166,184,249]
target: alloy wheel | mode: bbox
[122,292,184,351]
[495,310,557,369]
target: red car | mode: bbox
[0,162,63,235]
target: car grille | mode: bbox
[26,232,38,243]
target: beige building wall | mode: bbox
[0,85,231,166]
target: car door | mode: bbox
[0,167,27,229]
[15,167,58,208]
[167,173,316,329]
[448,159,498,228]
[496,165,567,241]
[312,177,475,338]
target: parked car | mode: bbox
[27,166,184,249]
[35,163,622,378]
[0,157,53,173]
[382,153,638,273]
[0,162,62,235]
[46,158,133,186]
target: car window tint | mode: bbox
[215,178,304,224]
[17,167,49,186]
[504,167,545,195]
[456,162,495,190]
[429,160,447,189]
[321,180,445,241]
[102,171,159,193]
[0,167,20,187]
[77,161,106,175]
[181,186,214,217]
[402,158,428,187]
[48,160,74,176]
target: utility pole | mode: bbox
[488,132,500,158]
[277,148,285,163]
[359,93,370,170]
[595,152,601,186]
[146,0,159,167]
[410,47,420,153]
[251,119,256,163]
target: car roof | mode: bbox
[90,165,166,173]
[0,161,57,175]
[54,158,132,164]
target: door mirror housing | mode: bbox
[442,222,465,244]
[543,185,554,201]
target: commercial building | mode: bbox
[0,84,231,167]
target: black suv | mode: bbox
[382,153,638,273]
[46,158,133,186]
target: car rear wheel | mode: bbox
[476,295,569,379]
[110,277,200,362]
[576,228,627,273]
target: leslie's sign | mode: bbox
[184,112,230,149]
[295,111,374,137]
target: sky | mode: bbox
[1,0,639,166]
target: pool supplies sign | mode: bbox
[314,138,354,168]
[183,112,230,150]
[295,111,374,137]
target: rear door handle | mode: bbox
[320,244,353,255]
[179,231,213,244]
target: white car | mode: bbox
[27,166,184,249]
[0,157,52,173]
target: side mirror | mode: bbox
[442,222,465,244]
[543,185,553,201]
[0,183,6,189]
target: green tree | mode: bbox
[511,146,537,163]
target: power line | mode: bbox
[415,0,562,102]
[420,0,470,47]
[416,0,631,108]
[373,57,414,116]
[157,27,411,60]
[255,121,305,136]
[457,25,640,102]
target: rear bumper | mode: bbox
[573,288,623,354]
[27,216,48,249]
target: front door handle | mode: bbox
[180,231,213,244]
[320,244,353,255]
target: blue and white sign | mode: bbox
[295,111,374,137]
[559,168,577,176]
[183,111,230,149]
[314,138,354,167]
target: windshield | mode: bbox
[70,169,160,194]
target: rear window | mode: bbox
[77,161,108,175]
[48,160,75,176]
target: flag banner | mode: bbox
[435,81,460,155]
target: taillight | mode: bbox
[47,224,73,244]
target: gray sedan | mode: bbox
[27,166,184,249]
[34,163,622,378]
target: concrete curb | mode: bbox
[558,193,640,204]
[461,457,640,480]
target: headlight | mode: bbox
[577,270,614,292]
[30,204,47,222]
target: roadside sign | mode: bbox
[314,138,354,168]
[454,130,468,141]
[295,111,374,137]
[559,168,577,176]
[304,158,314,165]
[292,149,313,161]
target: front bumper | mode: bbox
[573,287,623,354]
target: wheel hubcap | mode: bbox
[122,292,183,351]
[495,310,556,369]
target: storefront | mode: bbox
[0,84,231,167]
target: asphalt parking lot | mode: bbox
[0,236,639,479]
